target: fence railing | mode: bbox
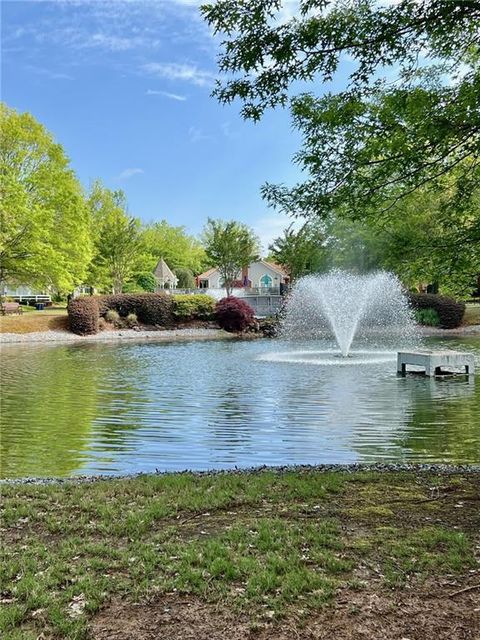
[167,286,287,296]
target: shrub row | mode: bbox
[69,293,219,335]
[69,293,174,335]
[409,293,465,329]
[99,293,174,326]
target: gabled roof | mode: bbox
[153,258,177,281]
[197,261,288,280]
[197,267,218,280]
[259,260,288,277]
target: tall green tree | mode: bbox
[142,221,207,274]
[324,181,480,295]
[203,1,480,246]
[88,182,144,294]
[268,222,327,281]
[175,267,196,289]
[202,218,260,295]
[0,103,92,292]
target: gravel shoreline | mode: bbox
[1,324,480,344]
[0,327,235,345]
[2,462,479,485]
[420,324,480,337]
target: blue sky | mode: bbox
[2,0,319,251]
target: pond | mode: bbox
[1,336,479,478]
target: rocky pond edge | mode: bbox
[1,324,480,345]
[0,327,236,344]
[2,462,479,486]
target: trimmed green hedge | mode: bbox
[172,294,215,321]
[409,293,465,329]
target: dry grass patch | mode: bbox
[463,304,480,326]
[0,312,68,334]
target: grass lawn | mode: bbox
[464,303,480,326]
[1,470,479,639]
[0,309,68,334]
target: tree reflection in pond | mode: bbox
[1,344,98,477]
[1,337,479,478]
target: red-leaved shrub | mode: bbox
[408,293,465,329]
[68,293,174,335]
[100,293,174,326]
[215,296,255,332]
[68,297,99,335]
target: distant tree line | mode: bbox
[2,100,477,299]
[0,104,211,296]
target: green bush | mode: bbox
[105,309,121,325]
[122,281,144,293]
[409,293,465,329]
[126,313,138,328]
[415,308,440,327]
[173,294,215,320]
[258,316,280,337]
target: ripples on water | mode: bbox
[1,336,479,477]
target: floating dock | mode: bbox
[397,350,475,377]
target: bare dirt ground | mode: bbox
[93,580,480,640]
[3,470,479,639]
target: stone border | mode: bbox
[420,324,480,337]
[2,462,479,485]
[0,327,235,345]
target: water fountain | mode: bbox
[262,270,419,365]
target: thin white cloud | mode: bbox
[220,121,239,139]
[3,0,212,55]
[188,126,210,143]
[146,89,187,101]
[116,168,144,180]
[83,32,157,52]
[142,62,216,87]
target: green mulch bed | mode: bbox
[1,471,479,639]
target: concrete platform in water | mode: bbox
[397,350,475,377]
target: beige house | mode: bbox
[153,259,178,290]
[196,261,288,291]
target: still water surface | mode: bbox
[1,336,479,478]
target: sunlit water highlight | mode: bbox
[259,350,397,366]
[1,336,479,478]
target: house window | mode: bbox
[260,274,272,288]
[199,280,209,289]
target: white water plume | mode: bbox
[280,270,419,356]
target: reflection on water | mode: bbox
[1,336,479,478]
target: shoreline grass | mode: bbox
[1,470,479,639]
